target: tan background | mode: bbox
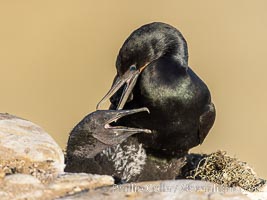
[0,1,266,178]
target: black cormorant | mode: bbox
[65,22,216,182]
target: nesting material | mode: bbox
[187,151,266,192]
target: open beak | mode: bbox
[91,107,151,146]
[96,65,142,110]
[104,107,151,134]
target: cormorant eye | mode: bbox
[129,65,136,71]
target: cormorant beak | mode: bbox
[97,64,148,110]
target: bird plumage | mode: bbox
[110,22,215,158]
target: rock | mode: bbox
[58,179,250,200]
[0,173,253,200]
[243,184,267,200]
[48,173,114,197]
[0,174,45,200]
[0,113,64,183]
[0,173,114,200]
[1,173,258,200]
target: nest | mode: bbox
[187,151,266,192]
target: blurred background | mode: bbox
[0,1,266,178]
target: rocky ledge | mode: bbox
[0,113,265,200]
